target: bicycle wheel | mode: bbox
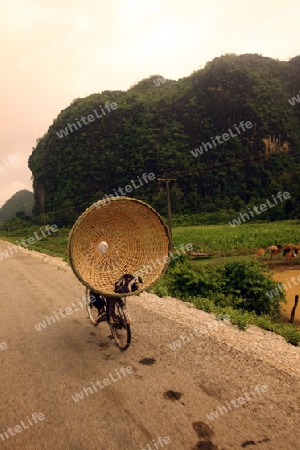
[109,299,131,351]
[85,287,101,326]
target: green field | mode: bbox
[173,220,300,254]
[172,220,300,270]
[1,220,299,265]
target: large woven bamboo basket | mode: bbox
[68,197,171,297]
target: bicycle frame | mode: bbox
[86,288,131,350]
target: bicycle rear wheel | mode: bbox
[109,299,131,351]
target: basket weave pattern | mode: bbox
[68,197,171,297]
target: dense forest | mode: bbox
[28,53,300,224]
[0,190,34,222]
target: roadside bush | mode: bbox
[219,260,285,316]
[165,258,285,317]
[167,260,224,299]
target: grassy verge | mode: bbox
[150,263,300,347]
[0,226,70,262]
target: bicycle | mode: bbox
[85,287,131,351]
[68,197,171,353]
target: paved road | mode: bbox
[0,240,299,450]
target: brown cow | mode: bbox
[283,244,295,256]
[286,251,295,263]
[254,248,265,258]
[293,245,300,255]
[267,245,281,259]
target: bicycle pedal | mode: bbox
[98,312,107,321]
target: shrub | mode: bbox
[219,260,285,316]
[167,260,225,299]
[166,258,285,317]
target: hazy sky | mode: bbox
[1,0,299,207]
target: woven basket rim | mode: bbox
[68,196,171,297]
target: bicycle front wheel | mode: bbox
[85,287,100,326]
[109,299,131,351]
